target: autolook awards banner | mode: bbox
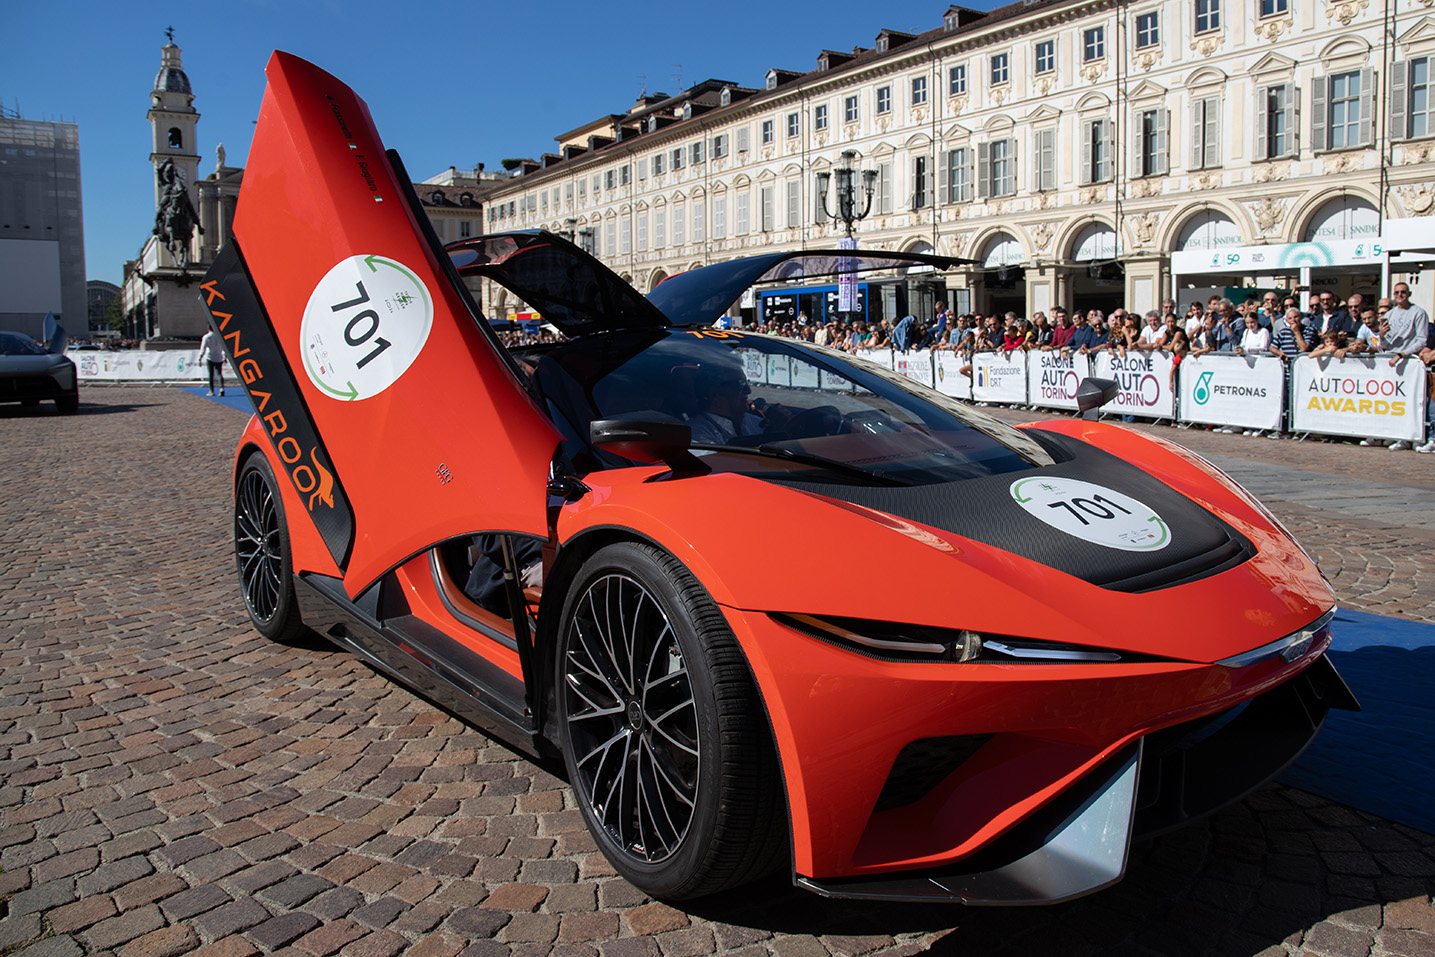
[1177,355,1285,431]
[1291,355,1427,441]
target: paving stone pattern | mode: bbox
[0,386,1432,957]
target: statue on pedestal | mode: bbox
[154,158,203,269]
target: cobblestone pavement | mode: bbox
[1,386,1432,957]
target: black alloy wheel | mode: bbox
[556,541,784,899]
[234,454,305,642]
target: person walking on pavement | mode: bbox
[198,326,226,397]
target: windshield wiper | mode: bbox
[688,443,910,486]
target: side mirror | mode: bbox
[1075,377,1119,420]
[590,415,708,474]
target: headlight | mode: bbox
[774,613,1132,664]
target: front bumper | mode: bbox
[722,606,1355,898]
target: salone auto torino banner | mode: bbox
[1091,351,1176,419]
[73,349,235,382]
[1290,354,1428,441]
[1027,351,1093,412]
[1176,354,1286,431]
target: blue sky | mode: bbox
[5,0,989,285]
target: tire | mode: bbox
[54,394,78,414]
[234,454,305,642]
[556,541,785,899]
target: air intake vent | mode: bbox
[875,735,992,811]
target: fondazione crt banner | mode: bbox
[1291,355,1428,441]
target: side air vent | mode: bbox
[875,735,993,811]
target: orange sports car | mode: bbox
[204,52,1356,904]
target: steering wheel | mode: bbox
[783,405,844,439]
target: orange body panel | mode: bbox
[231,53,560,596]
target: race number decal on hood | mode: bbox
[1011,476,1170,551]
[301,254,433,401]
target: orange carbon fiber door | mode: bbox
[222,52,560,595]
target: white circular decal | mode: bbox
[300,255,433,401]
[1010,477,1171,551]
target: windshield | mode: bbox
[525,329,1053,485]
[0,333,46,357]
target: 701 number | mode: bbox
[332,281,391,369]
[1048,493,1131,525]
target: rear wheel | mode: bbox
[234,454,305,642]
[556,541,784,899]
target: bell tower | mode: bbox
[148,29,200,211]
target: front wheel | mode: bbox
[556,542,784,899]
[234,454,305,642]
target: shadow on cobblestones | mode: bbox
[1,387,1432,957]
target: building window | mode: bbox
[736,191,750,234]
[655,210,666,248]
[1035,40,1055,74]
[693,201,705,242]
[566,184,573,205]
[713,195,727,238]
[1314,69,1372,151]
[674,205,685,246]
[671,147,684,170]
[620,165,630,186]
[1257,83,1296,158]
[762,120,774,144]
[592,174,600,193]
[876,86,891,114]
[1138,108,1169,175]
[911,155,931,209]
[1393,58,1433,139]
[760,185,774,230]
[844,95,859,123]
[637,214,648,251]
[875,161,893,214]
[620,217,630,254]
[950,64,967,96]
[1259,0,1287,15]
[786,181,801,226]
[1083,27,1105,61]
[943,148,971,203]
[911,76,928,107]
[637,158,648,180]
[786,113,800,138]
[690,141,704,166]
[977,139,1016,198]
[815,104,829,131]
[991,53,1009,85]
[1136,12,1159,48]
[1190,96,1221,169]
[1033,128,1056,191]
[1081,118,1113,183]
[1195,0,1220,33]
[736,126,749,152]
[578,180,586,200]
[653,152,665,175]
[604,170,615,190]
[712,134,728,158]
[605,221,616,257]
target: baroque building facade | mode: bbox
[477,0,1435,324]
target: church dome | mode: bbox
[154,41,192,95]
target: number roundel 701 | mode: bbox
[299,254,434,402]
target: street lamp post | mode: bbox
[816,150,878,325]
[816,149,878,239]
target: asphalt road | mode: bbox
[1,386,1432,957]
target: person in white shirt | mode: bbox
[198,327,226,396]
[1233,315,1270,356]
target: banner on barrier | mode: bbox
[933,352,972,399]
[893,350,933,389]
[1092,352,1175,419]
[73,349,232,382]
[1027,351,1088,411]
[1290,355,1427,441]
[971,351,1028,405]
[853,347,894,370]
[1177,355,1285,430]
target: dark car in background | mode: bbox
[0,316,78,414]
